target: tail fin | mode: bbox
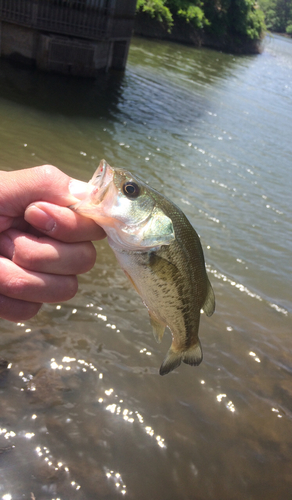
[159,349,182,376]
[159,341,203,376]
[182,340,203,366]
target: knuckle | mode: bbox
[36,164,59,180]
[13,244,37,270]
[58,276,78,301]
[0,295,41,322]
[5,275,29,296]
[14,303,42,321]
[34,165,64,193]
[78,243,96,273]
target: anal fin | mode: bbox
[149,312,166,344]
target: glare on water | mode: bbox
[0,33,292,499]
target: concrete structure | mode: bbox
[0,0,137,76]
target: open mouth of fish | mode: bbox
[87,159,113,203]
[90,159,107,189]
[70,160,113,213]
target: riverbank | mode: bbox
[134,12,263,54]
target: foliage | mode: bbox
[136,0,209,31]
[203,0,265,40]
[136,0,174,30]
[167,0,208,29]
[286,23,292,34]
[258,0,292,32]
[136,0,266,41]
[177,6,207,29]
[235,2,266,40]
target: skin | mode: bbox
[0,165,105,322]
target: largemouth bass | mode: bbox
[71,160,215,375]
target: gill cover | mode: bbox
[121,206,175,249]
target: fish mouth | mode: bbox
[90,159,108,190]
[88,159,114,205]
[69,159,113,215]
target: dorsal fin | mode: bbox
[202,279,215,317]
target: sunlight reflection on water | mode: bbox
[0,33,292,500]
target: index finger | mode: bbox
[0,165,79,217]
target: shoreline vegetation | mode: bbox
[134,0,292,54]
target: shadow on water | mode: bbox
[0,58,125,119]
[0,36,252,127]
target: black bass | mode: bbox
[71,160,215,375]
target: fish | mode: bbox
[71,160,215,375]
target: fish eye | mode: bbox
[122,182,140,198]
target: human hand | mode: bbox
[0,165,105,322]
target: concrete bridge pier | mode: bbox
[0,0,137,77]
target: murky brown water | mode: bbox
[0,34,292,500]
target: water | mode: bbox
[0,33,291,499]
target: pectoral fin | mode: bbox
[123,270,141,295]
[148,251,179,282]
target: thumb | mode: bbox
[0,165,89,218]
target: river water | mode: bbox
[0,33,291,500]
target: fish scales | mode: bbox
[71,160,215,375]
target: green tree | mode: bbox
[167,0,208,29]
[228,0,265,39]
[136,0,174,30]
[258,0,292,31]
[136,0,266,42]
[203,0,265,39]
[136,0,209,30]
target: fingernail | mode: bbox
[69,179,89,200]
[25,205,56,232]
